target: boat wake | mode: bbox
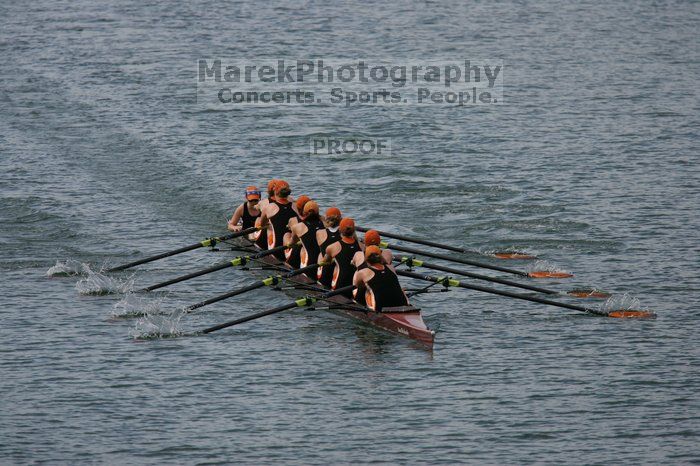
[75,267,134,295]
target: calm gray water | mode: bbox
[1,0,699,464]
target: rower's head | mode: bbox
[325,207,342,228]
[266,179,279,199]
[365,245,383,264]
[274,180,291,199]
[245,185,261,205]
[364,229,381,247]
[339,217,355,237]
[303,201,320,220]
[296,195,311,212]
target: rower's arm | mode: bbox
[258,206,270,229]
[227,204,245,231]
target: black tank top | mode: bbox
[300,218,324,265]
[268,201,297,259]
[240,202,260,229]
[332,238,360,295]
[318,228,341,287]
[366,265,408,311]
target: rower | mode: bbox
[351,229,393,305]
[316,206,343,287]
[321,217,361,297]
[352,229,393,269]
[253,179,279,248]
[287,200,325,278]
[259,180,300,260]
[283,195,310,268]
[353,245,409,312]
[227,186,261,233]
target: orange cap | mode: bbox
[267,179,278,192]
[365,245,382,259]
[274,180,291,197]
[245,185,261,200]
[339,217,355,235]
[325,206,341,218]
[303,200,319,215]
[296,195,311,211]
[364,229,381,246]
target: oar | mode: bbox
[184,263,322,312]
[200,285,355,334]
[356,226,535,260]
[394,256,607,298]
[381,242,573,279]
[396,270,654,318]
[107,227,258,272]
[140,243,298,292]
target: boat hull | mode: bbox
[243,240,435,348]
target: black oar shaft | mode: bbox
[107,227,257,272]
[141,243,291,292]
[396,270,607,316]
[185,263,321,312]
[396,256,557,295]
[201,285,355,334]
[357,226,468,253]
[385,242,529,277]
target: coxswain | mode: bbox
[321,217,361,297]
[287,200,325,278]
[316,206,343,287]
[283,195,310,268]
[227,186,261,233]
[353,245,409,312]
[259,180,299,260]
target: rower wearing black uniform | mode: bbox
[351,229,393,305]
[259,180,300,260]
[283,195,310,269]
[253,179,278,249]
[321,217,361,298]
[227,186,261,233]
[316,206,343,287]
[353,245,409,312]
[288,200,325,278]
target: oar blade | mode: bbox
[607,310,656,319]
[567,288,611,299]
[528,271,574,279]
[493,252,536,260]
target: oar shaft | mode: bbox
[385,242,529,277]
[395,256,557,295]
[107,227,257,272]
[141,243,291,292]
[185,263,321,312]
[396,270,607,316]
[201,285,354,334]
[357,226,468,253]
[186,282,266,311]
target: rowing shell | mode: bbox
[240,238,435,348]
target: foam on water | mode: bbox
[112,293,168,319]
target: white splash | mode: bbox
[130,307,187,339]
[527,260,568,274]
[75,265,134,295]
[600,292,642,312]
[46,260,90,277]
[112,293,167,318]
